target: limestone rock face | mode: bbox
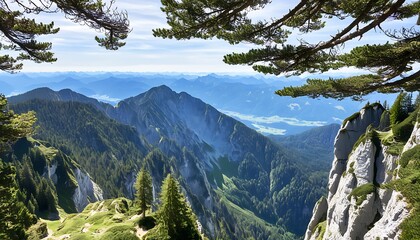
[305,197,328,240]
[305,105,413,240]
[403,122,420,152]
[329,105,384,199]
[72,168,104,212]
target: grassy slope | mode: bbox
[43,198,142,240]
[378,109,419,239]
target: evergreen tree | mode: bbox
[154,0,420,100]
[0,0,130,72]
[0,96,37,238]
[147,174,201,240]
[415,94,420,108]
[390,92,408,125]
[0,95,36,152]
[0,161,36,239]
[134,167,153,218]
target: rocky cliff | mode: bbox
[5,138,104,215]
[305,104,418,240]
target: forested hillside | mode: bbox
[11,99,149,198]
[8,86,335,239]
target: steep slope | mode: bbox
[305,104,420,240]
[10,99,149,198]
[2,137,103,216]
[42,198,142,240]
[270,123,339,171]
[107,85,327,237]
[9,87,330,239]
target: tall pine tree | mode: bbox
[134,167,153,218]
[0,95,37,239]
[146,174,201,240]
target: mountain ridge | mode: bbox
[9,86,334,239]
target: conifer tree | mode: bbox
[134,167,153,218]
[0,95,36,238]
[0,95,36,152]
[415,94,420,108]
[154,0,420,100]
[0,161,36,239]
[147,174,201,240]
[0,0,130,72]
[390,92,407,125]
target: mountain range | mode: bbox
[7,86,339,239]
[1,72,397,135]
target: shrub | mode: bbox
[392,109,417,142]
[348,183,375,206]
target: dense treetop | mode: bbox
[154,0,420,99]
[0,0,130,72]
[0,95,35,152]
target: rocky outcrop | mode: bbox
[305,104,413,240]
[72,168,104,212]
[329,104,384,199]
[403,122,420,152]
[305,197,328,240]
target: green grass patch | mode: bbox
[314,220,326,240]
[386,142,406,156]
[219,196,295,240]
[87,211,114,225]
[343,112,361,127]
[99,225,138,240]
[221,174,239,191]
[36,144,58,161]
[378,129,406,156]
[392,109,418,142]
[390,145,420,239]
[69,233,93,240]
[378,130,393,142]
[348,183,376,206]
[399,145,420,168]
[44,198,142,239]
[56,213,86,234]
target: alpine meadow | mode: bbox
[0,1,419,240]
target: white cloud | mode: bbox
[15,0,417,74]
[90,94,121,103]
[334,105,346,111]
[222,110,326,127]
[6,91,21,97]
[288,103,301,110]
[252,124,287,135]
[332,117,344,122]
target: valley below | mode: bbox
[1,78,418,240]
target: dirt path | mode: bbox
[135,226,148,239]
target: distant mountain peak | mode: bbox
[8,87,111,113]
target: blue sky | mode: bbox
[17,0,418,74]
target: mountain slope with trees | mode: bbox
[8,86,335,238]
[10,98,149,198]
